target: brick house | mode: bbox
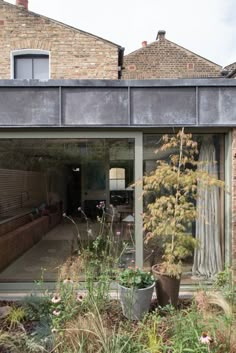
[224,62,236,78]
[0,0,123,80]
[122,30,222,79]
[0,0,235,294]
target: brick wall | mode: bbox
[0,1,119,79]
[122,35,222,79]
[232,129,236,278]
[225,62,236,78]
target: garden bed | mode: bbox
[0,285,235,353]
[0,202,234,353]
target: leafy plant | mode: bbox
[59,305,144,353]
[85,266,113,312]
[0,330,48,353]
[140,312,166,353]
[118,267,154,289]
[143,128,224,277]
[213,267,236,305]
[109,334,144,353]
[63,204,126,277]
[166,308,212,353]
[23,294,52,321]
[50,279,82,331]
[0,330,19,353]
[62,204,128,312]
[5,305,26,329]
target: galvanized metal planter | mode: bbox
[118,282,155,320]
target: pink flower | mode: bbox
[51,295,61,304]
[200,333,213,345]
[96,201,105,209]
[116,231,121,236]
[53,309,61,316]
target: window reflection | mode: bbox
[0,138,135,282]
[143,133,224,284]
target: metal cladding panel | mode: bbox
[62,88,129,125]
[199,87,236,125]
[0,88,59,126]
[130,87,196,125]
[0,80,236,127]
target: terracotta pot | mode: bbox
[152,264,181,308]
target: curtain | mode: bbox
[192,137,222,279]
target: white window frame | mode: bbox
[109,167,126,190]
[11,49,51,80]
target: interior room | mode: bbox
[0,138,135,282]
[0,133,225,285]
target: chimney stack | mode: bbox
[142,41,147,48]
[156,30,166,41]
[16,0,28,10]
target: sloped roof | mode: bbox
[0,0,123,49]
[123,32,222,79]
[225,62,236,71]
[127,38,221,67]
[224,62,236,78]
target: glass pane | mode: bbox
[34,58,49,80]
[109,139,135,268]
[0,138,134,283]
[14,58,32,79]
[109,179,125,190]
[109,168,125,180]
[143,133,224,285]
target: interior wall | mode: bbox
[0,168,47,219]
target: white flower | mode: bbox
[77,294,84,302]
[87,229,93,236]
[63,277,73,284]
[51,295,61,304]
[53,309,61,316]
[51,328,57,333]
[200,333,212,345]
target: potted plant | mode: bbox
[117,267,155,320]
[143,129,224,307]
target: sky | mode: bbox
[5,0,236,67]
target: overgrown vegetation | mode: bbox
[0,235,235,353]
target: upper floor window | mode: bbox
[13,51,49,80]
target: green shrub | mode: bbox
[5,305,26,329]
[118,267,154,289]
